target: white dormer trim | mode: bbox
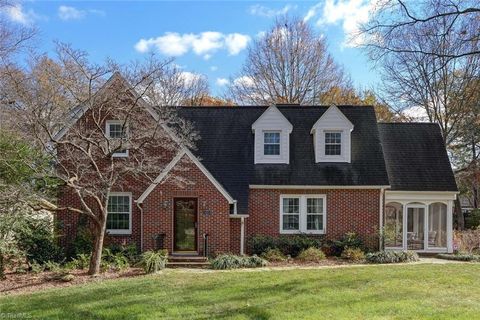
[311,105,354,163]
[252,106,293,164]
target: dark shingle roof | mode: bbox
[178,106,390,214]
[378,123,457,192]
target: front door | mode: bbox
[174,198,198,252]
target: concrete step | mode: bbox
[168,255,208,263]
[167,261,210,268]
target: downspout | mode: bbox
[240,216,245,255]
[136,202,144,252]
[379,188,384,251]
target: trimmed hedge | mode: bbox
[366,250,419,264]
[437,253,480,262]
[210,254,268,270]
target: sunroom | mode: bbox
[384,191,457,253]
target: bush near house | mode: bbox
[341,247,366,262]
[437,253,480,262]
[296,247,326,263]
[455,228,480,254]
[210,254,268,270]
[139,250,168,274]
[329,232,365,256]
[248,235,322,257]
[366,251,419,264]
[465,209,480,230]
[260,248,288,262]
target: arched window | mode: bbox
[428,203,447,248]
[385,202,403,248]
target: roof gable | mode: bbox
[251,106,293,133]
[311,105,353,133]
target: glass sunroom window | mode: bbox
[385,202,403,248]
[428,203,447,248]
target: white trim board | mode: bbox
[250,185,390,190]
[136,148,235,204]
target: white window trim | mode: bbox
[263,130,281,158]
[107,192,132,235]
[279,194,326,235]
[105,120,129,158]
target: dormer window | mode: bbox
[106,120,128,157]
[311,105,353,163]
[325,131,341,156]
[252,106,292,164]
[264,131,280,155]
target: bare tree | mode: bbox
[144,64,210,106]
[1,44,197,275]
[363,0,480,147]
[227,16,350,105]
[361,0,480,60]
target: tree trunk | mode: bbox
[88,217,107,275]
[455,199,464,231]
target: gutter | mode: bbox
[135,201,144,252]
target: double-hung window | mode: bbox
[280,195,326,234]
[325,131,341,156]
[106,120,128,157]
[263,131,280,156]
[106,193,132,234]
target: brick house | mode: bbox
[56,74,458,256]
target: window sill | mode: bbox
[107,230,132,235]
[280,230,325,235]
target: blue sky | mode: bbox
[4,0,379,95]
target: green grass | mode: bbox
[1,263,480,319]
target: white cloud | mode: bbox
[58,6,105,21]
[249,4,296,18]
[233,76,255,88]
[2,3,41,25]
[180,71,205,85]
[135,31,251,58]
[305,0,380,47]
[58,6,85,20]
[216,78,229,86]
[224,33,251,55]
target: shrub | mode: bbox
[297,247,326,263]
[245,255,268,268]
[332,232,364,256]
[455,229,480,254]
[248,234,322,257]
[139,250,168,274]
[210,254,268,270]
[366,250,419,264]
[43,260,61,272]
[106,243,139,264]
[65,253,91,270]
[101,248,131,272]
[261,248,287,262]
[465,209,480,230]
[16,219,63,265]
[30,261,44,274]
[341,247,366,262]
[70,217,93,257]
[437,253,480,262]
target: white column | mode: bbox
[240,217,245,255]
[447,200,453,253]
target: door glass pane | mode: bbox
[175,199,196,251]
[407,207,425,250]
[428,203,447,248]
[385,202,403,247]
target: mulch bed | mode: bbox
[0,258,356,296]
[0,268,144,296]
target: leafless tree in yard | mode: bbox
[227,16,351,105]
[361,0,480,60]
[0,43,198,275]
[362,0,480,147]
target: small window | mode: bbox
[264,131,280,156]
[306,198,324,231]
[106,120,128,157]
[325,131,341,156]
[281,197,300,231]
[107,193,131,234]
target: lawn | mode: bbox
[1,263,480,319]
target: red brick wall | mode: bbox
[142,155,231,256]
[230,218,241,254]
[246,188,381,250]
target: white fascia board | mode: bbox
[251,105,293,132]
[385,191,458,201]
[310,105,353,134]
[250,185,391,190]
